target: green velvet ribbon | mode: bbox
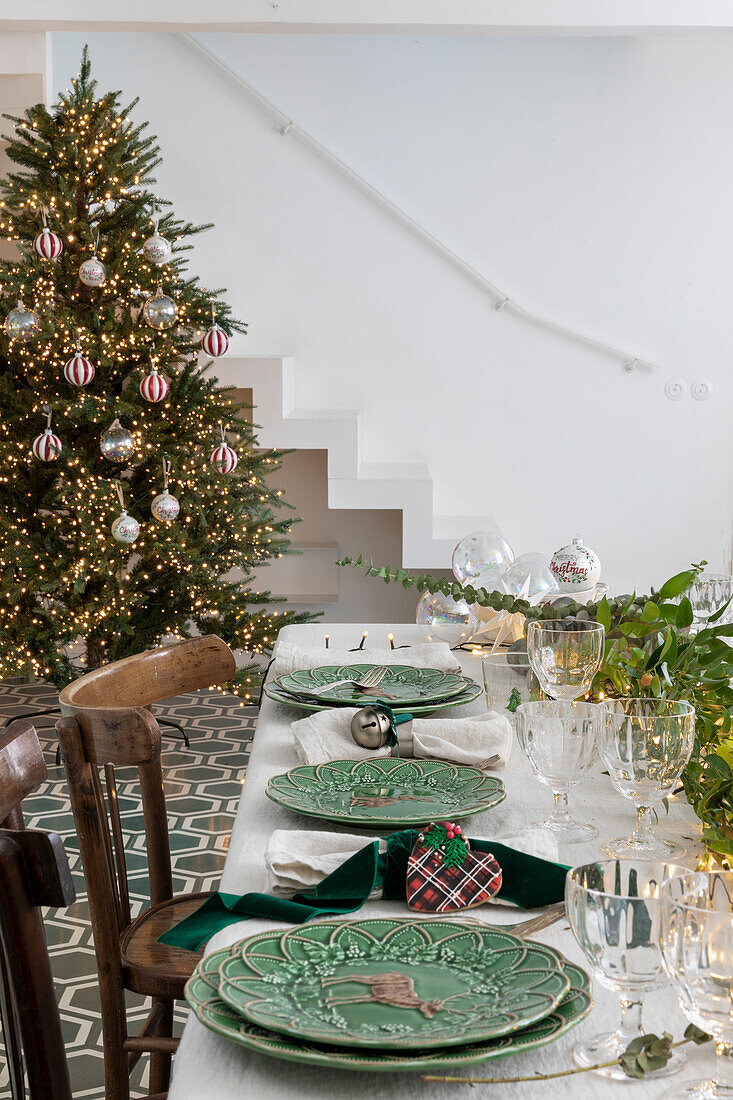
[158,830,568,952]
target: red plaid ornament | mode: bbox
[406,822,502,913]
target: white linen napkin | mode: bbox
[270,639,461,678]
[266,827,557,896]
[291,707,512,769]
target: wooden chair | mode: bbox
[57,636,236,1100]
[0,719,73,1100]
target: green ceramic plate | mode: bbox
[216,918,569,1050]
[276,664,468,706]
[265,757,505,828]
[185,953,591,1073]
[263,677,483,716]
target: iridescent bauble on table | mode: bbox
[452,530,514,589]
[5,298,40,340]
[143,288,177,330]
[142,231,172,266]
[501,552,559,601]
[111,510,140,544]
[550,535,601,594]
[416,590,479,645]
[151,490,180,522]
[79,254,107,287]
[100,418,135,464]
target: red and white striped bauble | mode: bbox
[139,369,169,403]
[33,228,63,260]
[32,428,62,462]
[202,324,229,358]
[209,443,238,475]
[64,351,95,387]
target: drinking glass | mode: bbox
[685,573,733,630]
[566,860,687,1080]
[481,651,539,728]
[527,619,605,701]
[515,701,599,841]
[599,699,695,859]
[659,871,733,1098]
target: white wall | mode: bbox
[51,32,733,595]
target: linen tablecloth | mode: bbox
[168,623,717,1100]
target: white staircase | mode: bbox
[212,357,497,570]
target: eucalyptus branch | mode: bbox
[421,1026,711,1085]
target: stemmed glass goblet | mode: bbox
[516,701,599,841]
[566,860,687,1080]
[527,619,605,701]
[659,871,733,1098]
[599,699,695,859]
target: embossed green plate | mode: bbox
[186,952,591,1072]
[216,918,569,1050]
[276,664,468,706]
[264,676,483,716]
[265,757,505,828]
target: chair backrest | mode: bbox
[57,634,235,930]
[0,828,75,1100]
[0,719,48,829]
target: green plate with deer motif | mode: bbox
[276,664,468,706]
[186,950,591,1072]
[265,757,505,828]
[264,676,483,716]
[214,918,569,1050]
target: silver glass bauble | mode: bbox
[100,418,135,464]
[452,530,514,590]
[151,490,180,522]
[501,552,559,602]
[416,590,479,645]
[111,510,140,544]
[5,299,39,340]
[79,255,107,287]
[142,232,172,266]
[143,289,177,330]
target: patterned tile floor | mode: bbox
[0,678,257,1098]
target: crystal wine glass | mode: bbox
[515,700,599,841]
[685,572,733,630]
[599,699,695,859]
[526,619,605,701]
[659,871,733,1098]
[481,651,540,728]
[567,860,687,1080]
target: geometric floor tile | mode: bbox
[0,678,256,1098]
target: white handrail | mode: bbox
[181,32,659,375]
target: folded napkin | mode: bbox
[271,640,461,678]
[158,828,569,952]
[291,707,512,769]
[266,827,558,895]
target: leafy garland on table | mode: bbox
[337,556,733,863]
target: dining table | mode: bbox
[168,622,718,1100]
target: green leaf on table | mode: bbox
[709,596,733,624]
[596,596,611,632]
[684,1024,713,1045]
[620,1033,674,1079]
[641,601,660,622]
[676,597,694,629]
[659,571,697,599]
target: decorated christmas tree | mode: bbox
[0,48,307,699]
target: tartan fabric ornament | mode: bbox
[406,821,502,913]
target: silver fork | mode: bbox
[425,901,567,939]
[319,667,389,692]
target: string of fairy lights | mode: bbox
[0,55,301,699]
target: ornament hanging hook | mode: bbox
[113,479,126,511]
[162,457,170,491]
[219,421,227,445]
[42,404,52,429]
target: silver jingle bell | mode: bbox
[100,418,135,464]
[350,705,394,750]
[143,290,177,330]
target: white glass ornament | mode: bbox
[550,534,601,594]
[142,231,172,266]
[501,552,559,602]
[100,418,135,464]
[111,510,140,544]
[151,491,180,522]
[64,347,95,387]
[5,298,39,340]
[32,427,62,462]
[139,367,169,402]
[452,530,514,589]
[33,227,63,260]
[416,590,479,645]
[79,253,107,287]
[143,288,177,330]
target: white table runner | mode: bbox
[169,623,716,1100]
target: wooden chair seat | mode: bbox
[120,892,211,997]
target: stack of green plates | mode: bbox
[185,917,591,1073]
[264,663,483,715]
